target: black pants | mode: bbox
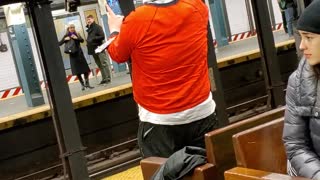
[137,113,218,158]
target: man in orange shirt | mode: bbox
[106,0,218,158]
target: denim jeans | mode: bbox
[285,7,295,37]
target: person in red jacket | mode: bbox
[106,0,218,158]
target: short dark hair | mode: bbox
[86,15,94,19]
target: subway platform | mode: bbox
[0,30,295,120]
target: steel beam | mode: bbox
[26,0,89,179]
[208,0,229,47]
[250,0,285,107]
[3,4,44,107]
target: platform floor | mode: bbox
[215,30,291,61]
[0,30,291,119]
[102,166,143,180]
[0,74,131,118]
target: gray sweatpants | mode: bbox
[92,51,111,81]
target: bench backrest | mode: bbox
[204,107,285,180]
[232,118,286,173]
[225,167,311,180]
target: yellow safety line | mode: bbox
[0,83,132,130]
[102,166,143,180]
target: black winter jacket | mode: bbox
[86,22,105,55]
[283,59,320,180]
[152,146,206,180]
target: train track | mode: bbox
[13,100,271,180]
[15,139,141,180]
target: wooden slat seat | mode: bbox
[205,107,285,180]
[232,118,286,173]
[140,107,285,180]
[225,167,311,180]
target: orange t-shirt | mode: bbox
[107,0,211,114]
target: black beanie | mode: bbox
[297,0,320,34]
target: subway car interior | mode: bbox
[0,0,313,179]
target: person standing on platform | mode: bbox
[279,0,288,33]
[86,15,112,85]
[59,24,94,91]
[283,1,320,179]
[105,0,218,158]
[282,0,297,38]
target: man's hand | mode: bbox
[106,4,124,33]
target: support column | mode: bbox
[203,0,228,126]
[250,0,285,107]
[208,0,229,47]
[3,3,44,107]
[27,0,89,179]
[267,0,276,30]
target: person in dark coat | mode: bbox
[283,1,320,179]
[59,24,94,91]
[86,15,112,85]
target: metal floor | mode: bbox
[0,30,291,119]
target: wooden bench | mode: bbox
[140,107,285,180]
[204,107,285,180]
[225,167,311,180]
[232,118,286,174]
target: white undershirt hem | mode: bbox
[138,92,216,125]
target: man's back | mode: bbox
[108,0,210,114]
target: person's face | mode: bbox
[69,26,75,33]
[86,17,94,26]
[299,30,320,65]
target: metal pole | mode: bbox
[221,0,232,40]
[204,0,228,127]
[267,0,276,30]
[250,0,285,107]
[27,0,89,179]
[3,4,45,107]
[245,0,255,34]
[206,23,229,127]
[209,0,229,47]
